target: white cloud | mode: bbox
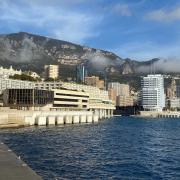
[112,4,132,16]
[113,40,180,61]
[0,0,102,43]
[146,6,180,22]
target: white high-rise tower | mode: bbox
[141,74,165,111]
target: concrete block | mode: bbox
[73,115,80,124]
[36,116,46,126]
[24,116,35,126]
[56,116,64,125]
[80,115,86,123]
[87,115,93,123]
[64,115,73,124]
[47,116,56,125]
[93,115,99,123]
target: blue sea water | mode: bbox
[0,116,180,179]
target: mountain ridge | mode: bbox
[0,32,160,80]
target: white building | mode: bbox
[141,74,165,111]
[35,81,62,90]
[0,66,22,78]
[0,77,35,94]
[44,65,59,79]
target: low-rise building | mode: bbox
[52,89,89,110]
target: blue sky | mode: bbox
[0,0,180,61]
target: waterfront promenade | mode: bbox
[0,142,41,180]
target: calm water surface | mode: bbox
[0,117,180,180]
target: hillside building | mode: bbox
[44,65,59,79]
[0,66,22,78]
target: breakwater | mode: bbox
[139,111,180,118]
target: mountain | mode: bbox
[1,32,171,90]
[0,32,159,74]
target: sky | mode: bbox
[0,0,180,61]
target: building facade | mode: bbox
[35,81,62,90]
[62,82,115,112]
[44,65,59,79]
[76,64,87,83]
[141,74,165,111]
[52,89,89,110]
[108,82,130,97]
[3,89,54,110]
[85,76,104,89]
[0,66,22,78]
[116,95,134,107]
[0,77,35,95]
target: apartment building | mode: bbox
[141,74,165,111]
[0,66,22,78]
[85,76,104,90]
[44,65,59,79]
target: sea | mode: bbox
[0,116,180,180]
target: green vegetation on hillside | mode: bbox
[9,74,41,82]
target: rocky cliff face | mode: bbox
[0,32,159,78]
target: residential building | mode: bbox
[0,66,22,78]
[108,82,130,97]
[85,76,104,89]
[116,95,134,107]
[141,74,165,111]
[76,64,87,83]
[166,78,176,98]
[167,98,180,110]
[44,65,59,79]
[108,88,116,105]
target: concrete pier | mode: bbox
[64,115,73,124]
[56,116,64,125]
[35,116,46,126]
[87,115,93,123]
[0,109,114,128]
[93,115,99,123]
[0,142,42,180]
[47,116,56,125]
[73,115,80,124]
[80,115,86,123]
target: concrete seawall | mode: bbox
[0,142,42,180]
[139,111,180,118]
[0,109,114,128]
